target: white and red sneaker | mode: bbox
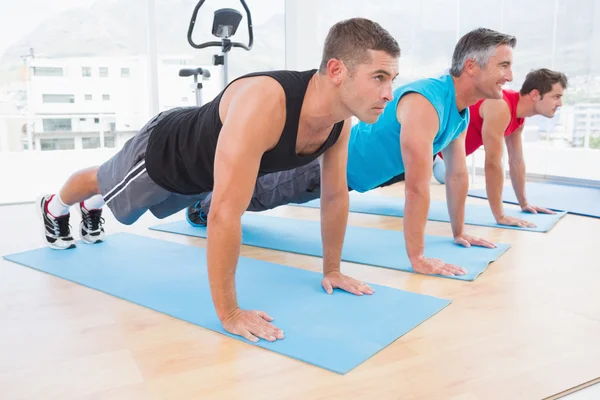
[78,203,105,244]
[37,194,76,250]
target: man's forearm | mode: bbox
[206,209,242,321]
[320,190,349,275]
[403,185,429,262]
[484,159,506,220]
[509,159,528,207]
[445,170,468,236]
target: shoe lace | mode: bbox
[54,215,72,237]
[83,209,105,231]
[192,202,208,221]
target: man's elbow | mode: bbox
[484,154,504,172]
[508,156,525,169]
[404,178,430,199]
[207,202,242,227]
[320,186,349,205]
[446,169,469,184]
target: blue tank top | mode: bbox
[346,74,469,192]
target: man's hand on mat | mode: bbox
[522,204,556,215]
[221,308,285,343]
[496,215,537,228]
[321,271,374,296]
[454,233,497,248]
[411,256,467,276]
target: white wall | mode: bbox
[0,148,120,204]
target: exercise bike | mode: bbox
[179,0,254,106]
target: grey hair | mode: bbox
[449,28,516,76]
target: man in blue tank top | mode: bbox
[189,27,516,278]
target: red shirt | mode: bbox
[439,89,524,158]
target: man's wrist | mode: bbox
[215,299,239,322]
[408,254,424,264]
[323,263,340,276]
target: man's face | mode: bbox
[339,50,399,123]
[474,44,514,99]
[533,83,565,118]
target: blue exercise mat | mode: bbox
[2,233,450,375]
[295,193,566,232]
[468,182,600,218]
[150,214,511,281]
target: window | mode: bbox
[104,135,116,148]
[42,94,75,103]
[40,138,75,151]
[0,0,149,206]
[289,0,600,183]
[82,137,100,149]
[102,94,110,101]
[82,135,116,149]
[42,118,72,132]
[33,67,63,77]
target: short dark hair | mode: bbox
[449,28,517,77]
[319,18,400,73]
[520,68,568,97]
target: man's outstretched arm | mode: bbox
[442,130,496,249]
[208,77,286,343]
[481,100,539,227]
[319,118,374,295]
[505,125,555,215]
[399,93,466,276]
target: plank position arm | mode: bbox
[319,118,374,296]
[207,77,288,343]
[442,129,497,249]
[399,93,468,276]
[505,124,555,216]
[480,100,536,228]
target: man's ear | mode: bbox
[326,58,347,85]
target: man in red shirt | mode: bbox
[436,68,568,228]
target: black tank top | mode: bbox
[145,69,345,195]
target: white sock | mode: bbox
[82,194,105,211]
[47,193,70,217]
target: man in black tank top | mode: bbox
[35,18,400,343]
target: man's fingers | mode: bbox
[477,239,497,248]
[322,278,334,294]
[238,328,259,343]
[360,283,375,295]
[456,238,471,248]
[256,310,274,322]
[343,282,363,296]
[540,207,555,214]
[517,220,536,228]
[444,264,467,275]
[254,320,283,342]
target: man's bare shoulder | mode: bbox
[220,75,287,124]
[480,97,510,120]
[397,92,439,129]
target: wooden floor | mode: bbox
[1,180,599,400]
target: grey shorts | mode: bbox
[97,109,207,225]
[199,159,324,214]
